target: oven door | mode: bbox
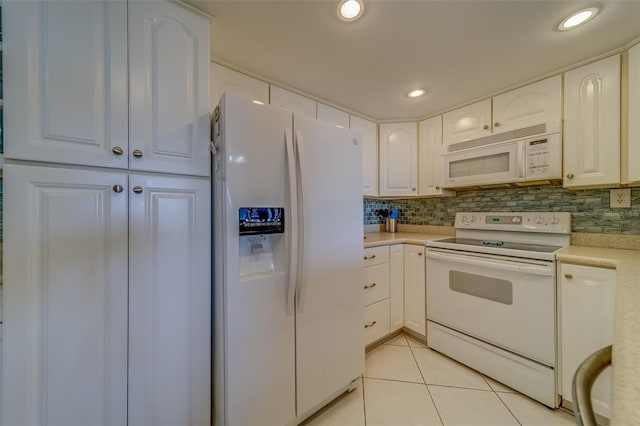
[442,140,525,187]
[426,249,555,366]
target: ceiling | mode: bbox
[184,0,640,121]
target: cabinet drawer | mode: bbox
[364,263,390,306]
[364,299,390,345]
[363,245,389,267]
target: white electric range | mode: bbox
[426,212,571,408]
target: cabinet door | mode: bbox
[418,116,453,197]
[211,63,269,110]
[317,103,349,128]
[493,75,561,134]
[128,173,211,426]
[564,55,620,188]
[351,115,378,196]
[559,264,615,419]
[2,164,128,426]
[442,99,492,146]
[389,244,405,332]
[270,86,317,118]
[628,44,640,184]
[129,0,211,177]
[379,122,418,196]
[3,0,128,168]
[403,245,426,336]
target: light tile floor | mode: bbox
[304,333,575,426]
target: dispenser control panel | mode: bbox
[239,207,285,236]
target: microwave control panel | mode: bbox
[525,134,561,179]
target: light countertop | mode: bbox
[364,232,452,248]
[365,232,640,425]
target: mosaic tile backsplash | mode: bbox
[364,184,640,235]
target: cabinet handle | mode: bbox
[566,173,574,179]
[494,122,500,127]
[112,146,124,156]
[112,184,124,193]
[565,273,573,279]
[483,124,489,130]
[418,252,423,256]
[132,149,143,159]
[364,321,377,329]
[364,254,376,260]
[364,283,377,289]
[133,186,143,194]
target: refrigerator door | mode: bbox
[293,114,365,417]
[214,93,296,426]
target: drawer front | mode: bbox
[363,245,389,267]
[363,263,390,306]
[364,299,390,345]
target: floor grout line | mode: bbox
[408,338,445,426]
[495,390,524,426]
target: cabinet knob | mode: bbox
[483,124,489,130]
[418,252,423,256]
[435,186,440,190]
[112,184,124,193]
[132,149,143,159]
[364,254,376,260]
[566,173,574,179]
[412,187,416,191]
[112,146,124,156]
[364,321,377,329]
[565,273,573,279]
[364,282,377,289]
[132,186,143,194]
[494,122,500,127]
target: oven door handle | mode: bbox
[425,250,554,276]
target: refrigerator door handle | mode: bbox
[294,130,307,314]
[285,128,298,316]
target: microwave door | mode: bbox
[443,141,526,188]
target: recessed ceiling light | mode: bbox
[558,7,599,31]
[407,89,426,98]
[337,0,364,22]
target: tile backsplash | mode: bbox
[364,184,640,235]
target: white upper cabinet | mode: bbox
[379,122,418,196]
[628,43,640,184]
[351,115,378,196]
[443,99,492,145]
[129,0,211,177]
[270,86,317,118]
[418,116,453,197]
[317,103,350,128]
[492,75,561,134]
[3,0,128,169]
[564,55,621,188]
[443,76,562,146]
[211,63,269,109]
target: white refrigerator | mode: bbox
[212,93,364,426]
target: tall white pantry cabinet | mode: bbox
[1,1,212,426]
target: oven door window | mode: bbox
[449,270,513,305]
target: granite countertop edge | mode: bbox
[363,232,452,248]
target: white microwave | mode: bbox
[442,133,561,188]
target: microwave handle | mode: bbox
[517,141,526,178]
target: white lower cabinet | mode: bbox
[559,263,616,419]
[363,243,427,346]
[389,245,405,331]
[404,245,426,336]
[1,164,211,426]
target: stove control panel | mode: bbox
[456,212,571,233]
